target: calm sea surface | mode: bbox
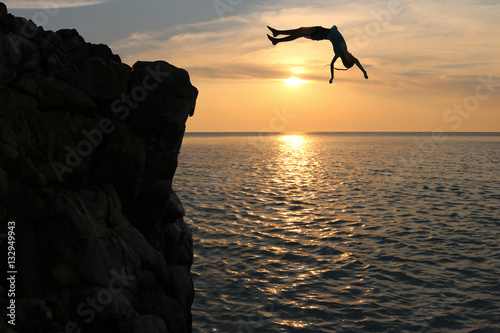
[173,133,500,333]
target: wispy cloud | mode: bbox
[110,31,161,51]
[5,0,111,9]
[109,0,499,93]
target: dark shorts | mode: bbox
[307,26,328,40]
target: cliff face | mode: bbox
[0,3,197,332]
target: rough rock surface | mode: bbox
[0,3,198,332]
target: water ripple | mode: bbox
[175,134,500,333]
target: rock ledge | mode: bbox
[0,3,198,333]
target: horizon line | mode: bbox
[184,131,500,136]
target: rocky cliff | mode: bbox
[0,2,197,332]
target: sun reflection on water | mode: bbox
[279,134,306,146]
[276,134,311,169]
[272,134,320,226]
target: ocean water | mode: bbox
[173,133,500,333]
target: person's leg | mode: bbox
[268,26,315,37]
[267,26,279,37]
[267,27,315,44]
[274,34,303,43]
[267,34,279,45]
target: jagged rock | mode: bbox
[88,121,146,208]
[0,3,7,27]
[0,35,19,83]
[10,16,38,38]
[129,179,173,233]
[133,315,168,333]
[0,3,197,333]
[0,86,54,186]
[57,28,121,66]
[55,62,132,106]
[127,61,197,138]
[13,75,39,96]
[0,116,19,162]
[0,167,7,219]
[36,76,98,113]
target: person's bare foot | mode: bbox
[267,34,278,45]
[267,26,279,37]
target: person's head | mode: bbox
[341,53,356,69]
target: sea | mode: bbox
[173,132,500,333]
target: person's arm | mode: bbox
[329,55,339,84]
[353,57,368,79]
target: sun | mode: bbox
[282,77,307,86]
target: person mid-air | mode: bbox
[267,25,369,83]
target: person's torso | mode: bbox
[328,25,346,56]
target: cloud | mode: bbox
[109,0,499,93]
[5,0,111,9]
[110,31,161,51]
[188,63,288,81]
[436,63,488,70]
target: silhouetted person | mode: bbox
[267,25,368,83]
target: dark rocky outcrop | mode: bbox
[0,3,198,332]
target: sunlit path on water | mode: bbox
[175,133,500,333]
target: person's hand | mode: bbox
[329,78,333,84]
[364,73,368,79]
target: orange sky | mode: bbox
[8,0,500,132]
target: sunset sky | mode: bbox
[7,0,500,132]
